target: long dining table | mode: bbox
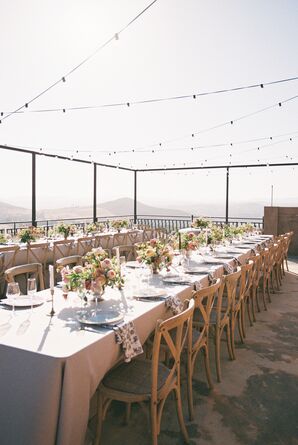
[0,236,270,445]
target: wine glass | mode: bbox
[27,277,37,311]
[6,282,20,316]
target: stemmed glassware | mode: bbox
[27,277,37,311]
[6,282,20,316]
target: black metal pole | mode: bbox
[134,171,137,224]
[225,167,229,224]
[32,152,36,227]
[93,163,97,223]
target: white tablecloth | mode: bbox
[0,240,260,445]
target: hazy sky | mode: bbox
[0,0,298,213]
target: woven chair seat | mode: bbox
[102,359,171,395]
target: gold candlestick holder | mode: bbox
[47,289,56,317]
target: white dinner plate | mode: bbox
[134,289,167,299]
[125,261,143,268]
[184,267,210,275]
[163,276,192,285]
[77,309,124,326]
[2,296,45,307]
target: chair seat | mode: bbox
[102,359,171,395]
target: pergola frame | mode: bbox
[1,144,298,227]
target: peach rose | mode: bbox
[107,270,116,280]
[73,265,83,274]
[101,258,112,269]
[146,248,156,257]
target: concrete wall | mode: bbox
[264,206,298,255]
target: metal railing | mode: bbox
[0,214,263,236]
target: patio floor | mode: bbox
[87,258,298,445]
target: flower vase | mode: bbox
[152,264,159,274]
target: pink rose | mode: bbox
[150,238,158,246]
[101,259,112,269]
[73,265,83,274]
[107,270,116,280]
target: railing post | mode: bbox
[134,171,137,224]
[93,163,97,223]
[32,152,37,227]
[225,167,229,225]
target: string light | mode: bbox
[0,0,158,124]
[2,75,298,117]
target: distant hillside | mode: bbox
[101,198,188,217]
[0,201,33,222]
[0,197,188,222]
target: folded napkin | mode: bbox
[233,257,242,266]
[208,272,217,285]
[223,263,234,274]
[114,321,143,363]
[194,281,202,291]
[165,295,183,315]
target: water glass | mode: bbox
[6,282,20,315]
[27,277,37,310]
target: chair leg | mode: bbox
[237,310,245,344]
[255,287,261,313]
[150,400,158,445]
[125,403,131,425]
[266,279,271,303]
[229,317,236,360]
[175,387,190,444]
[225,322,234,361]
[203,343,214,390]
[95,392,104,445]
[187,353,194,421]
[246,295,253,327]
[285,257,289,271]
[215,329,222,383]
[261,283,268,311]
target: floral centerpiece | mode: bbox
[18,226,44,244]
[0,233,7,244]
[192,216,210,229]
[58,247,123,296]
[180,231,202,251]
[207,224,225,247]
[55,222,77,239]
[110,219,129,232]
[85,222,106,234]
[242,223,255,234]
[136,239,174,273]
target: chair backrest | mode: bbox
[251,253,261,289]
[56,255,82,269]
[26,242,49,271]
[5,262,45,293]
[191,278,221,347]
[151,299,195,399]
[76,236,96,256]
[127,230,141,245]
[143,229,156,242]
[112,245,136,261]
[95,234,113,252]
[217,267,241,321]
[0,245,20,270]
[239,260,254,300]
[112,233,128,248]
[259,248,270,278]
[53,239,74,263]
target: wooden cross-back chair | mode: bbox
[283,231,293,272]
[94,235,113,257]
[237,260,254,341]
[127,230,141,245]
[26,242,49,275]
[250,253,262,320]
[112,245,137,262]
[258,248,271,311]
[111,233,128,249]
[210,267,241,382]
[76,236,95,256]
[0,245,20,297]
[53,239,75,283]
[0,245,20,271]
[187,278,221,419]
[5,262,45,294]
[143,229,156,242]
[95,299,195,445]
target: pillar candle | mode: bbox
[49,265,54,291]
